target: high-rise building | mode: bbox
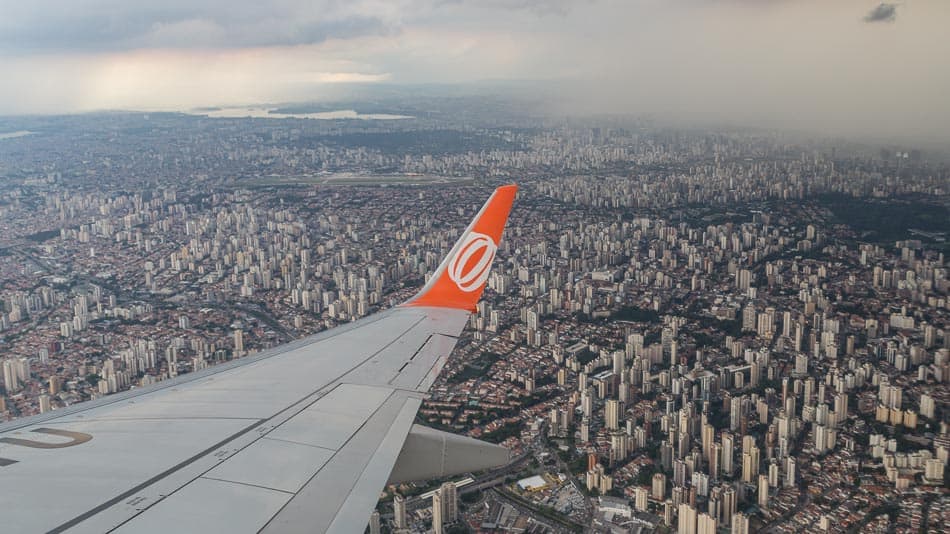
[664,500,674,526]
[737,270,753,291]
[610,431,628,463]
[924,458,945,483]
[692,472,709,497]
[730,397,743,431]
[697,512,717,534]
[606,399,621,430]
[722,432,734,475]
[368,510,380,534]
[731,512,750,534]
[834,393,848,426]
[741,452,754,483]
[786,457,797,488]
[708,489,721,523]
[678,503,697,534]
[710,442,721,479]
[742,304,757,331]
[635,486,649,512]
[815,424,835,453]
[432,491,444,534]
[440,482,458,524]
[393,494,407,530]
[672,485,686,509]
[722,486,737,526]
[652,472,667,500]
[233,329,244,355]
[920,394,935,419]
[2,359,19,393]
[758,474,769,508]
[613,350,625,375]
[701,422,715,463]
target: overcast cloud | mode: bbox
[0,0,948,143]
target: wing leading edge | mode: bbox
[0,184,517,533]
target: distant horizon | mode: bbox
[2,87,948,157]
[0,1,948,145]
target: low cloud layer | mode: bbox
[0,0,948,144]
[0,1,405,51]
[0,0,579,52]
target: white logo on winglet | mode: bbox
[448,232,497,292]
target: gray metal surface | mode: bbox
[388,424,512,484]
[0,305,470,533]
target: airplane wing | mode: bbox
[0,184,518,533]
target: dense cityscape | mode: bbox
[0,99,947,533]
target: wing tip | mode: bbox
[402,184,517,311]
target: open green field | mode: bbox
[816,193,949,252]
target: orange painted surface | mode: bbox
[404,184,517,311]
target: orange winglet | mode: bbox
[403,184,517,311]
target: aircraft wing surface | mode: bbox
[0,184,517,533]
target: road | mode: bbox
[232,302,294,343]
[398,452,533,514]
[490,488,584,533]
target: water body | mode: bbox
[193,107,411,120]
[0,130,34,140]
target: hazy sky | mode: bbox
[1,1,948,141]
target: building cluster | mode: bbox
[0,110,947,532]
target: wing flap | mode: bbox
[204,438,335,494]
[265,384,393,450]
[260,393,422,533]
[388,424,511,484]
[111,477,291,534]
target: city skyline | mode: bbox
[0,104,946,531]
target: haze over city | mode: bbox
[1,1,949,143]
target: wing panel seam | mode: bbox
[256,391,404,533]
[199,477,296,496]
[47,418,267,534]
